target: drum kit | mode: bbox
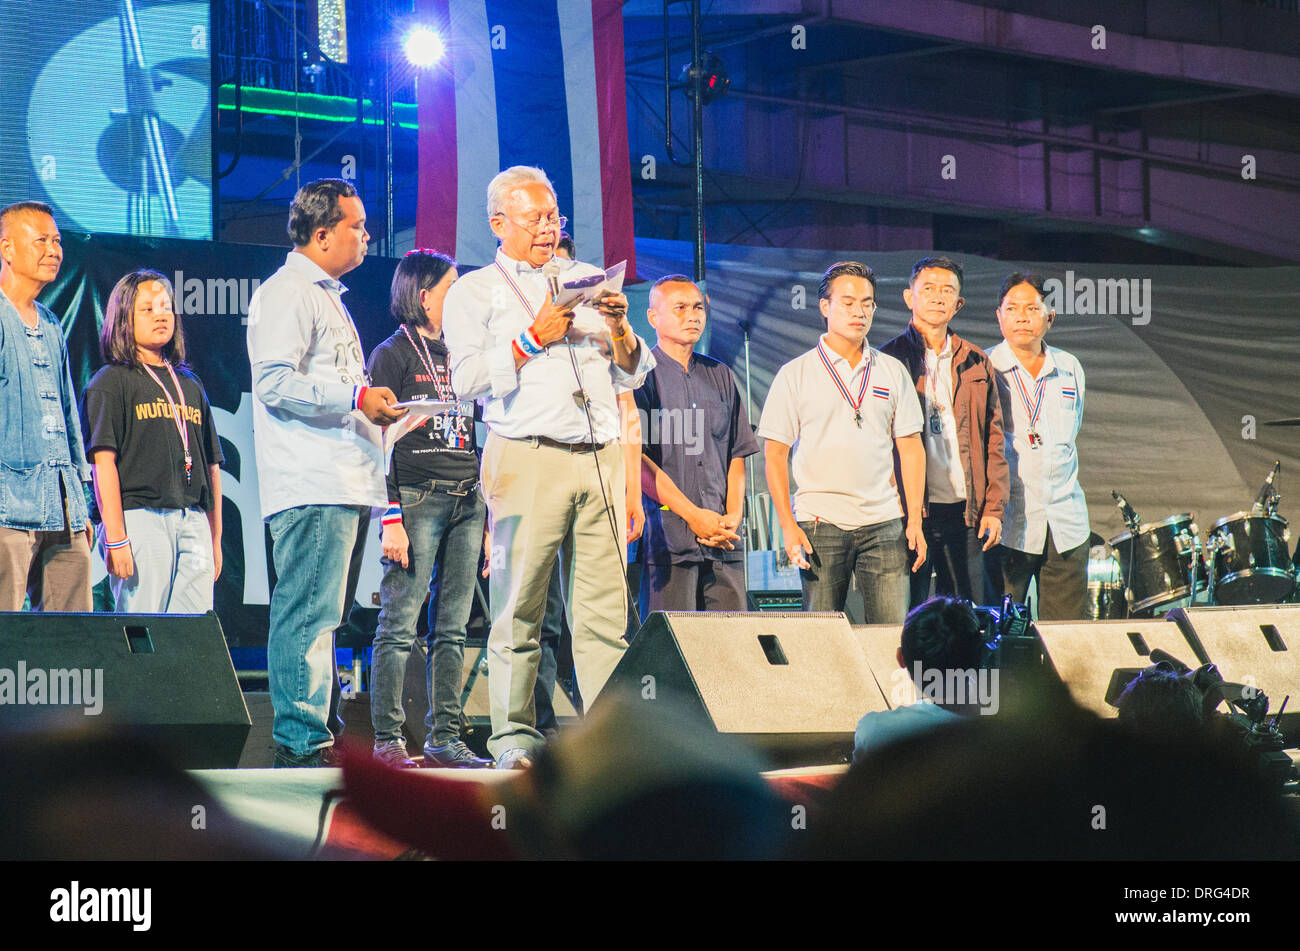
[1088,462,1297,619]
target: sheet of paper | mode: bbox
[382,400,458,469]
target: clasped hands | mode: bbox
[686,505,741,550]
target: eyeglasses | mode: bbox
[501,213,568,235]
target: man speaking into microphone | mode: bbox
[443,166,654,769]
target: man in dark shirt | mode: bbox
[636,275,758,612]
[367,250,489,768]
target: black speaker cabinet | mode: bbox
[0,611,250,768]
[596,611,887,767]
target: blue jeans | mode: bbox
[370,484,485,749]
[106,507,214,614]
[799,517,910,624]
[267,504,369,754]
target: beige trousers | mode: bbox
[0,525,93,612]
[480,433,628,759]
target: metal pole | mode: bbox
[691,0,704,282]
[385,33,395,255]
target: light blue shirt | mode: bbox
[853,700,963,763]
[246,251,386,519]
[441,248,654,443]
[988,341,1089,554]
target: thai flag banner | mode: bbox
[414,0,636,275]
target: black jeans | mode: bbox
[910,501,991,607]
[641,558,747,613]
[799,518,910,624]
[997,530,1089,620]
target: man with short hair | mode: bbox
[853,596,984,762]
[247,179,407,768]
[442,165,653,768]
[636,274,758,612]
[759,261,926,623]
[0,201,93,612]
[988,272,1089,620]
[881,256,1007,607]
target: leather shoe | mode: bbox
[423,739,493,769]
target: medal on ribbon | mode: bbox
[1012,366,1046,449]
[816,340,871,428]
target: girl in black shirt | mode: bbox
[82,270,224,613]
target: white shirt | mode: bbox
[922,338,967,504]
[758,336,924,530]
[246,251,386,519]
[988,341,1089,554]
[441,248,654,443]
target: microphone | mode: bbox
[542,257,562,301]
[1253,460,1281,515]
[1112,490,1140,531]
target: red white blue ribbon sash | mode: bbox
[816,340,872,421]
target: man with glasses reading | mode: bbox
[442,166,653,769]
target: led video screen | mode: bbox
[0,0,212,239]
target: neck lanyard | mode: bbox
[493,260,541,323]
[400,325,455,402]
[816,339,871,428]
[1011,364,1047,449]
[141,360,193,483]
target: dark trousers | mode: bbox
[799,518,910,625]
[640,558,747,614]
[997,530,1089,620]
[909,501,991,607]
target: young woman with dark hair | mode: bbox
[81,270,224,612]
[366,249,491,768]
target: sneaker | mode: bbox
[272,743,341,768]
[494,747,535,771]
[373,740,416,768]
[423,739,493,769]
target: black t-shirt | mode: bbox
[81,363,224,514]
[366,328,478,502]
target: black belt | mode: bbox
[532,435,606,453]
[432,477,478,496]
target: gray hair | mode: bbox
[486,166,556,218]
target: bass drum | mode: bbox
[1209,513,1294,605]
[1108,514,1207,615]
[1085,545,1126,619]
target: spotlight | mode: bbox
[679,51,729,104]
[403,27,444,67]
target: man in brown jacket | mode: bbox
[881,256,1008,607]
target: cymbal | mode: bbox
[1262,418,1300,427]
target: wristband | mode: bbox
[381,504,402,527]
[105,536,130,550]
[354,386,369,410]
[511,339,527,363]
[517,328,544,357]
[610,324,631,342]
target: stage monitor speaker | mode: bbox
[851,624,910,705]
[1164,605,1300,738]
[1031,618,1197,718]
[0,610,250,768]
[596,612,887,767]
